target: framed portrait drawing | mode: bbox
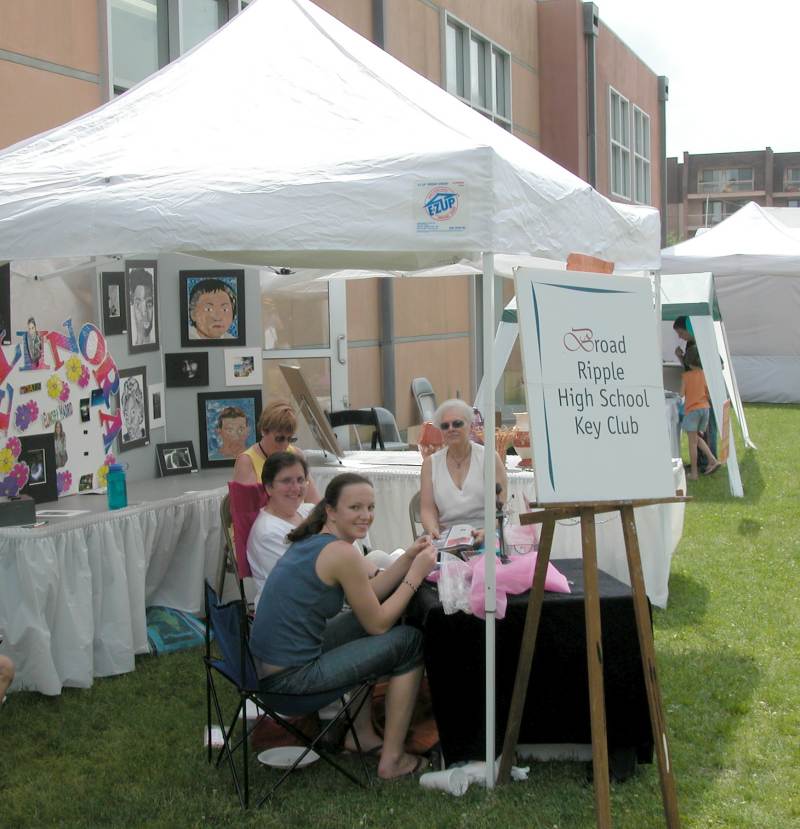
[197,390,261,469]
[118,365,150,452]
[156,441,198,477]
[223,346,261,387]
[0,262,11,345]
[19,433,58,504]
[164,352,209,387]
[100,271,127,336]
[125,260,159,354]
[149,381,165,430]
[179,270,245,347]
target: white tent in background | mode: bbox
[0,0,660,781]
[661,202,800,403]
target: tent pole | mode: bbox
[482,252,497,787]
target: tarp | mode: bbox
[0,0,659,271]
[661,203,800,402]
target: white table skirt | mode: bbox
[310,451,686,609]
[0,471,230,695]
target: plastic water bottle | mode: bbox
[107,463,128,510]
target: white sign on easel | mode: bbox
[515,268,674,503]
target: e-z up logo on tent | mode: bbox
[415,181,468,233]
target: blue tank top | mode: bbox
[249,533,344,668]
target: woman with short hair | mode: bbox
[250,473,437,780]
[232,399,320,502]
[419,398,507,540]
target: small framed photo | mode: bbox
[19,433,58,504]
[100,271,127,336]
[118,366,150,452]
[165,352,209,387]
[125,260,159,354]
[149,382,165,430]
[197,390,261,468]
[179,270,245,347]
[79,473,95,492]
[224,347,261,387]
[156,441,198,477]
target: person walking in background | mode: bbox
[680,349,721,481]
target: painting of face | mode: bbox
[180,271,246,348]
[191,289,234,338]
[197,390,261,468]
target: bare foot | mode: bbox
[704,461,721,476]
[687,472,699,481]
[343,732,382,754]
[378,752,429,780]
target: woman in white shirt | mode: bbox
[419,398,507,541]
[246,452,315,608]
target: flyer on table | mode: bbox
[514,268,674,503]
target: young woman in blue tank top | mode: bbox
[250,472,437,781]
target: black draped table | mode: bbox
[409,559,653,768]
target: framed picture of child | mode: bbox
[100,271,127,336]
[179,270,246,348]
[117,366,150,452]
[196,390,262,468]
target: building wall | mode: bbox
[595,21,662,210]
[0,0,102,149]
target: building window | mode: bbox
[698,168,754,193]
[784,168,800,192]
[609,87,631,199]
[109,0,228,95]
[788,199,800,208]
[633,106,651,204]
[110,0,168,93]
[444,14,511,129]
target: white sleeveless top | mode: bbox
[430,441,486,530]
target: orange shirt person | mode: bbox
[680,351,721,481]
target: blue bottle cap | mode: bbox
[108,463,124,472]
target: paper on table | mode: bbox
[36,509,91,518]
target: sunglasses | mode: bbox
[439,419,465,431]
[273,435,299,444]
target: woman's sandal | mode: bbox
[380,755,430,782]
[703,462,721,476]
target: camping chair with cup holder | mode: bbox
[206,491,373,807]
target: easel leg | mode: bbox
[581,508,612,829]
[620,505,681,828]
[497,516,556,784]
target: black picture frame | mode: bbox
[117,365,150,452]
[19,433,58,504]
[179,269,245,347]
[156,441,199,477]
[197,390,262,469]
[125,260,159,354]
[0,262,11,345]
[100,271,127,336]
[164,352,209,387]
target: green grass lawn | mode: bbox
[2,404,799,828]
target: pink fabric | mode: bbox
[227,481,267,579]
[469,554,570,620]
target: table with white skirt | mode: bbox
[0,471,230,695]
[309,451,686,609]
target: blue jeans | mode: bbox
[258,612,423,697]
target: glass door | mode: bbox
[260,272,348,449]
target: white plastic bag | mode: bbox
[437,554,473,615]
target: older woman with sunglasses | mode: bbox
[232,399,320,502]
[419,398,507,540]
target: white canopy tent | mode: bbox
[661,202,800,403]
[0,0,661,780]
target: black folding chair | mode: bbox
[327,407,386,450]
[203,581,373,808]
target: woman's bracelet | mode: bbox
[402,578,418,593]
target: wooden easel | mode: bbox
[497,496,688,829]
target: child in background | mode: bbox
[681,349,721,480]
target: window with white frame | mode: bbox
[698,168,754,193]
[788,199,800,208]
[110,0,229,95]
[444,14,511,129]
[633,106,651,204]
[609,88,631,199]
[784,168,800,192]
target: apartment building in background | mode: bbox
[667,148,800,242]
[0,0,667,426]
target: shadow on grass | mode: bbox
[654,571,709,630]
[689,445,765,504]
[659,645,759,814]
